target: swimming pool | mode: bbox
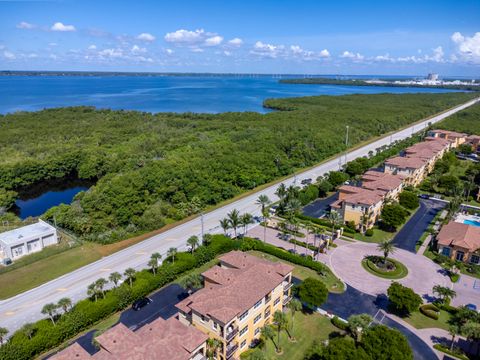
[464,219,480,227]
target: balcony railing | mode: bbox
[225,326,238,341]
[226,343,239,358]
[283,296,292,305]
[282,281,293,291]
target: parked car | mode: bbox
[132,297,152,311]
[465,303,477,312]
[288,249,297,254]
[301,178,312,185]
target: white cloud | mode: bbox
[205,35,223,46]
[165,48,174,55]
[49,42,58,47]
[51,22,76,32]
[340,51,364,60]
[319,49,330,58]
[223,50,232,56]
[251,41,285,58]
[451,32,480,62]
[374,53,394,62]
[16,21,35,30]
[131,45,146,54]
[431,46,444,62]
[3,51,16,60]
[228,38,243,47]
[165,29,205,44]
[99,48,124,58]
[88,44,97,50]
[190,47,204,53]
[136,33,156,42]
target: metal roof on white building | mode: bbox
[0,220,56,245]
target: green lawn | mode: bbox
[350,227,394,243]
[0,243,102,299]
[404,309,451,331]
[262,311,339,359]
[248,251,345,293]
[361,257,408,279]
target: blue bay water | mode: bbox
[0,75,461,114]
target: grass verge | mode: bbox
[404,309,451,331]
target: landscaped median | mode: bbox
[361,255,409,279]
[0,235,343,360]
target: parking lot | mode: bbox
[302,193,338,218]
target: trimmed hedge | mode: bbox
[433,344,470,360]
[331,316,348,330]
[295,214,356,234]
[420,304,440,320]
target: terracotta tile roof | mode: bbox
[361,171,403,192]
[429,129,467,139]
[385,156,427,170]
[337,185,384,206]
[437,221,480,251]
[176,251,293,324]
[51,317,207,360]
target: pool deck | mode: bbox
[455,213,480,227]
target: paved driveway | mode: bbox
[329,241,450,298]
[452,274,480,308]
[302,193,338,218]
[393,199,445,253]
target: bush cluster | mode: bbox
[420,304,440,320]
[331,316,348,330]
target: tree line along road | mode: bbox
[0,97,479,335]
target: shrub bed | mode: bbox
[433,344,470,360]
[295,214,355,234]
[361,256,408,279]
[420,304,440,320]
[331,316,348,330]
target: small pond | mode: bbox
[13,178,94,219]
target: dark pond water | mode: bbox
[14,178,94,219]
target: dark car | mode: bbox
[288,249,297,254]
[301,178,312,185]
[132,297,152,311]
[465,303,477,312]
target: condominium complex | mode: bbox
[52,317,209,360]
[176,251,294,359]
[436,221,480,265]
[332,131,465,230]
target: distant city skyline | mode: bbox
[0,0,479,76]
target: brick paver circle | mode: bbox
[329,241,450,298]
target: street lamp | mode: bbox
[344,125,349,169]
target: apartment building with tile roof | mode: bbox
[437,221,480,265]
[176,251,293,360]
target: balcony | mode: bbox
[191,353,207,360]
[225,326,238,341]
[283,296,292,305]
[282,281,293,292]
[226,343,239,358]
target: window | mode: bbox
[200,315,206,323]
[239,310,249,322]
[274,297,280,306]
[470,254,480,265]
[441,247,451,257]
[254,314,261,324]
[240,325,248,337]
[240,340,247,348]
[212,322,218,330]
[254,299,262,309]
[456,251,465,262]
[254,327,260,336]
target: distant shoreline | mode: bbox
[280,77,480,91]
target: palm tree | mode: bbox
[57,297,72,314]
[148,258,159,275]
[124,268,136,287]
[228,209,240,238]
[95,278,108,299]
[433,285,457,304]
[448,325,459,351]
[219,218,230,236]
[240,213,254,235]
[22,323,35,339]
[262,207,271,243]
[260,325,277,353]
[180,274,202,294]
[87,282,98,301]
[377,239,395,264]
[41,303,58,325]
[151,252,162,266]
[256,194,271,214]
[206,337,221,360]
[168,247,178,264]
[290,217,300,253]
[275,183,287,201]
[187,235,199,253]
[328,211,341,244]
[109,271,122,287]
[285,198,302,217]
[0,327,8,345]
[273,311,286,352]
[288,298,302,340]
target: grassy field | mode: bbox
[0,243,102,299]
[404,309,451,331]
[262,311,338,359]
[248,250,345,293]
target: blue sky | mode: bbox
[0,0,479,76]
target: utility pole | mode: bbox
[344,125,349,169]
[200,212,204,241]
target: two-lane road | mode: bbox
[1,97,478,334]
